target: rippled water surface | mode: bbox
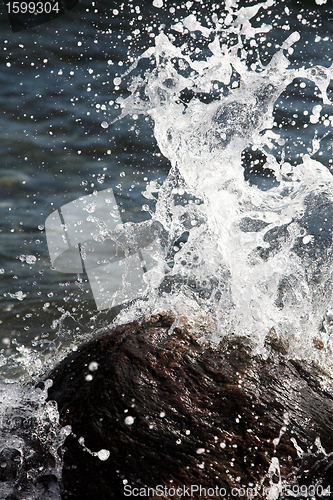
[0,0,174,377]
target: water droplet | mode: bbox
[88,361,99,372]
[25,255,37,265]
[97,449,110,461]
[84,201,97,213]
[124,416,135,425]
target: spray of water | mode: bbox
[1,2,332,498]
[0,380,71,499]
[115,0,333,366]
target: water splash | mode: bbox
[1,1,332,497]
[115,1,333,364]
[0,380,71,499]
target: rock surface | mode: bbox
[47,313,333,499]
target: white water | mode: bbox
[0,380,71,499]
[116,1,333,366]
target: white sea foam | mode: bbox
[115,2,333,366]
[0,380,70,499]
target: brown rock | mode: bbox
[46,313,333,499]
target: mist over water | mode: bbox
[0,0,332,497]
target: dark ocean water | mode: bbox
[0,0,173,376]
[0,0,332,378]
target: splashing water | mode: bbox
[115,0,333,364]
[0,380,71,499]
[1,1,332,498]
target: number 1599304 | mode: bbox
[6,1,60,14]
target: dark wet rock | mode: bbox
[46,313,333,499]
